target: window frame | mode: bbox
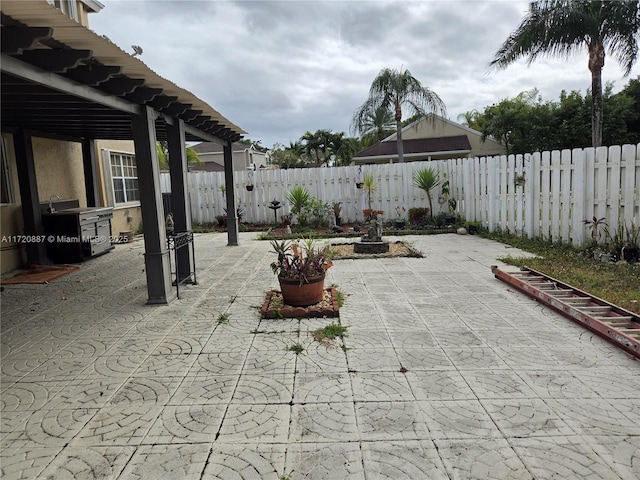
[108,151,140,205]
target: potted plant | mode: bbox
[465,220,480,235]
[332,202,343,226]
[445,198,457,225]
[270,238,333,307]
[362,174,380,221]
[214,214,227,227]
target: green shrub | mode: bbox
[433,212,449,227]
[408,207,430,226]
[302,199,329,228]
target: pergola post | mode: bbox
[167,118,194,283]
[13,129,51,266]
[224,140,239,246]
[131,106,174,304]
[81,138,99,207]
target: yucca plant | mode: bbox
[286,186,312,216]
[362,173,378,212]
[286,186,312,226]
[413,167,440,221]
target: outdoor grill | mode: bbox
[42,201,114,263]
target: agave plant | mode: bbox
[413,167,440,221]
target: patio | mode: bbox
[1,232,639,479]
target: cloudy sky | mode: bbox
[90,0,638,148]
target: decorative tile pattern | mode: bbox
[2,233,637,480]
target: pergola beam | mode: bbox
[1,26,52,54]
[99,76,145,96]
[64,64,121,86]
[1,54,141,115]
[19,49,93,73]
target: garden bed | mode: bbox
[260,287,339,319]
[329,240,423,259]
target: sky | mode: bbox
[90,0,638,149]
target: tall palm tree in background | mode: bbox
[356,105,396,147]
[490,0,640,147]
[332,134,361,166]
[352,67,447,163]
[457,109,485,132]
[301,129,334,167]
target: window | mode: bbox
[110,152,139,204]
[47,0,79,22]
[1,137,13,205]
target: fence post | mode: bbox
[571,148,587,246]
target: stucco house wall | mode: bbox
[95,139,142,236]
[388,116,507,158]
[0,135,143,274]
[190,142,268,172]
[0,135,88,273]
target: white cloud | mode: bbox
[91,0,639,148]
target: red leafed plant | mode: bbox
[270,238,333,285]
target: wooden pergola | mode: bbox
[1,0,245,304]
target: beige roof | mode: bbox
[1,0,245,137]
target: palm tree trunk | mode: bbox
[591,69,603,147]
[395,101,404,163]
[589,42,605,147]
[396,118,404,163]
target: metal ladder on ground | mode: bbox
[491,265,640,359]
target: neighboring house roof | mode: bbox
[191,142,255,154]
[355,114,506,163]
[190,142,267,172]
[354,136,472,162]
[80,0,105,13]
[383,114,485,142]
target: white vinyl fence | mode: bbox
[161,143,639,247]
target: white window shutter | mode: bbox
[67,0,79,21]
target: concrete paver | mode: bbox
[1,232,639,479]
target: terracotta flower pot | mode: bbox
[278,273,325,307]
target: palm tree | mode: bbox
[156,141,202,170]
[332,135,361,166]
[413,167,440,221]
[301,129,337,167]
[490,0,640,147]
[356,105,396,147]
[457,109,485,131]
[352,68,447,163]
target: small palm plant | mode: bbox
[413,167,440,222]
[286,186,312,225]
[582,216,608,243]
[362,173,378,216]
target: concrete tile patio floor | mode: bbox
[1,232,639,479]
